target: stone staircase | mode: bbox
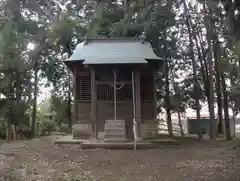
[104,120,127,143]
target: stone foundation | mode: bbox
[140,123,158,138]
[72,122,158,140]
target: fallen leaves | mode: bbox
[0,136,239,181]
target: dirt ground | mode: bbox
[0,136,239,181]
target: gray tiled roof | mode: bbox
[67,38,163,64]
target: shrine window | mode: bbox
[76,76,91,101]
[96,67,133,101]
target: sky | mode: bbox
[38,84,52,104]
[25,43,51,104]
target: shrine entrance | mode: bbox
[95,66,134,138]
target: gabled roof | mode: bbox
[67,38,163,64]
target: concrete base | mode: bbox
[140,123,158,138]
[72,124,92,139]
[54,135,178,149]
[71,122,159,139]
[54,135,83,144]
[81,141,157,149]
[55,135,157,149]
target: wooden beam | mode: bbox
[153,68,157,123]
[135,69,141,135]
[91,67,97,138]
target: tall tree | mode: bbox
[203,2,216,140]
[182,0,203,140]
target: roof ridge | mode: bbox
[66,37,163,63]
[79,37,142,42]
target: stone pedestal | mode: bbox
[104,120,127,143]
[72,124,92,140]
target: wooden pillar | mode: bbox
[135,69,141,135]
[91,67,97,137]
[153,68,157,122]
[73,66,77,124]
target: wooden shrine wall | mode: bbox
[75,66,91,123]
[140,67,155,123]
[74,64,156,128]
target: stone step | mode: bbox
[104,119,127,143]
[105,120,125,123]
[105,131,126,135]
[104,134,126,138]
[103,136,127,141]
[105,122,125,125]
[104,139,127,143]
[104,135,125,137]
[105,124,125,129]
[104,127,126,131]
[104,134,126,139]
[105,131,126,136]
[104,133,126,137]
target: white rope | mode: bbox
[113,69,117,120]
[111,69,125,120]
[109,69,136,149]
[132,71,137,150]
[110,70,125,89]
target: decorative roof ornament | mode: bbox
[83,36,89,45]
[139,31,146,44]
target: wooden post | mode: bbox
[135,69,141,135]
[153,68,157,122]
[91,67,97,138]
[73,66,77,124]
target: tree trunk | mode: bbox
[182,0,202,140]
[193,29,211,115]
[212,31,224,135]
[193,25,214,139]
[197,28,212,112]
[170,64,184,137]
[177,111,185,137]
[232,111,237,138]
[221,74,232,140]
[203,3,216,140]
[5,121,9,142]
[31,62,38,138]
[15,72,22,140]
[194,35,210,105]
[67,72,72,133]
[65,45,73,133]
[11,124,16,140]
[123,0,129,35]
[197,32,212,107]
[215,69,224,134]
[165,58,173,137]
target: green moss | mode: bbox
[142,134,170,140]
